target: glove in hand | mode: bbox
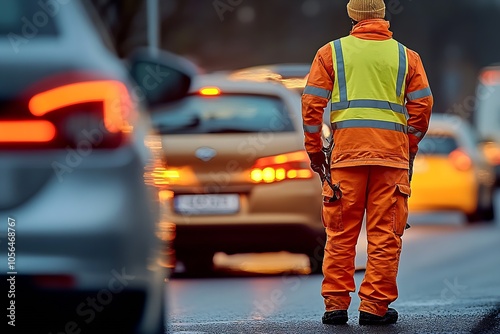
[308,151,327,175]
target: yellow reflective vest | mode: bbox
[330,36,409,134]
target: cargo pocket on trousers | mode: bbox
[321,181,343,232]
[392,183,411,236]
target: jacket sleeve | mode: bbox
[301,44,334,154]
[405,49,434,155]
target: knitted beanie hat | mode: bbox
[347,0,386,22]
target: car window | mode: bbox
[0,0,58,36]
[153,94,295,135]
[418,135,458,155]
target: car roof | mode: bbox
[428,114,467,133]
[190,74,301,98]
[184,74,303,129]
[232,63,311,79]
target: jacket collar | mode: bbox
[350,19,393,40]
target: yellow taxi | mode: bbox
[409,114,495,222]
[150,74,327,275]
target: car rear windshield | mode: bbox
[153,94,295,134]
[418,135,458,155]
[0,0,58,36]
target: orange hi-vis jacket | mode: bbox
[302,19,433,169]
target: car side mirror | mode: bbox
[127,48,198,108]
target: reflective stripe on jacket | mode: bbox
[302,19,433,169]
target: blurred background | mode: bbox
[2,0,500,332]
[92,0,500,119]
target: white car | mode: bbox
[0,0,194,332]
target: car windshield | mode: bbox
[418,135,458,155]
[152,94,295,134]
[0,0,59,36]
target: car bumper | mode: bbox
[2,277,147,333]
[174,223,325,256]
[409,178,478,214]
[0,148,165,332]
[169,179,324,256]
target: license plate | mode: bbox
[174,194,240,215]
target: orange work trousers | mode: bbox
[321,165,411,317]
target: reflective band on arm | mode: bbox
[331,99,405,114]
[333,39,347,102]
[332,120,407,134]
[303,86,331,99]
[396,43,407,97]
[303,124,323,133]
[408,126,424,139]
[407,87,432,101]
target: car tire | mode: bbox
[467,198,495,223]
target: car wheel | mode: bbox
[467,200,495,223]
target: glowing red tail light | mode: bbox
[250,151,313,183]
[29,80,133,134]
[449,149,472,171]
[0,120,56,142]
[0,78,134,149]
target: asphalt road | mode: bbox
[166,192,500,333]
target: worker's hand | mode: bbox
[409,153,416,182]
[308,151,327,176]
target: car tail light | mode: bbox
[0,120,56,142]
[449,149,472,171]
[250,151,313,183]
[149,166,180,186]
[0,77,134,149]
[482,142,500,165]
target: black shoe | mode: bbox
[359,308,398,325]
[322,310,348,325]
